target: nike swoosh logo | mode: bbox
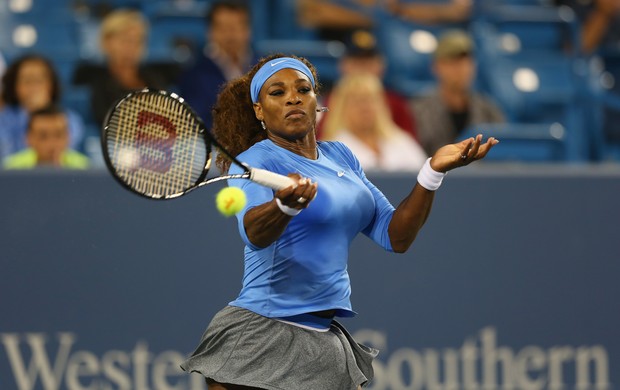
[270,60,287,67]
[337,171,345,177]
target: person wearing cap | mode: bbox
[316,29,418,140]
[410,30,505,156]
[179,53,498,389]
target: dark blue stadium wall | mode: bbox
[1,168,619,390]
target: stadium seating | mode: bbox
[375,16,464,98]
[0,0,617,163]
[460,123,569,162]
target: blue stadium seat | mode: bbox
[0,12,79,60]
[375,17,463,97]
[148,15,206,64]
[254,39,344,86]
[586,53,620,161]
[269,0,316,41]
[62,85,95,126]
[481,54,590,160]
[472,4,577,60]
[460,123,569,161]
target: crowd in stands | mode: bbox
[0,0,619,171]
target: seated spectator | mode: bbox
[555,0,620,55]
[297,0,374,42]
[73,9,178,125]
[316,29,417,140]
[556,0,620,148]
[321,73,427,172]
[410,30,505,156]
[387,0,473,25]
[3,106,89,169]
[0,50,5,106]
[298,0,472,43]
[178,1,256,129]
[0,55,84,160]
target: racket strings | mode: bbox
[105,92,208,198]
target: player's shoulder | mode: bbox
[319,140,355,159]
[233,139,282,172]
[318,141,362,172]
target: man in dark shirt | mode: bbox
[410,30,505,155]
[177,1,256,130]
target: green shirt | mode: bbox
[3,148,90,170]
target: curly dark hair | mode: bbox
[213,53,320,172]
[1,54,61,107]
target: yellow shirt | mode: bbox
[3,148,90,170]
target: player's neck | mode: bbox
[268,133,318,160]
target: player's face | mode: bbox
[27,114,69,165]
[253,68,318,141]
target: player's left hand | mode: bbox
[429,134,499,173]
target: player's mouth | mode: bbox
[285,109,306,119]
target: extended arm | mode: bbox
[298,0,373,29]
[580,0,620,54]
[388,134,498,253]
[387,0,472,24]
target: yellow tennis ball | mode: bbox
[215,187,247,217]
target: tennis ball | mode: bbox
[215,187,247,217]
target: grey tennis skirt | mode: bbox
[180,306,379,390]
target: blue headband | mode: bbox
[250,57,315,103]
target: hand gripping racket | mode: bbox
[101,88,295,199]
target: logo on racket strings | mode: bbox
[135,111,177,173]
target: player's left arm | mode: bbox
[388,134,498,253]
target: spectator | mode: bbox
[298,0,473,43]
[177,1,256,129]
[297,0,374,42]
[410,30,505,156]
[387,0,473,25]
[555,0,620,55]
[0,51,5,106]
[321,73,427,172]
[73,9,177,125]
[0,55,84,160]
[3,106,89,169]
[317,29,417,140]
[555,0,620,149]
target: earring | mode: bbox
[261,121,266,130]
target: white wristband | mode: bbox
[275,198,302,216]
[417,158,446,191]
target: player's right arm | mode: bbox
[244,175,317,248]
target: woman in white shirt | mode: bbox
[320,73,427,172]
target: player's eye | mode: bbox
[269,89,284,96]
[299,87,311,94]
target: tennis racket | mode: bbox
[101,88,295,199]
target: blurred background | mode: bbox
[1,1,619,389]
[0,0,619,167]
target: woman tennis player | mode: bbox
[180,54,498,389]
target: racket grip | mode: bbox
[249,168,297,190]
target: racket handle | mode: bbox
[249,168,297,190]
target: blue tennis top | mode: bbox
[227,139,395,318]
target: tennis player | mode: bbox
[180,54,498,390]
